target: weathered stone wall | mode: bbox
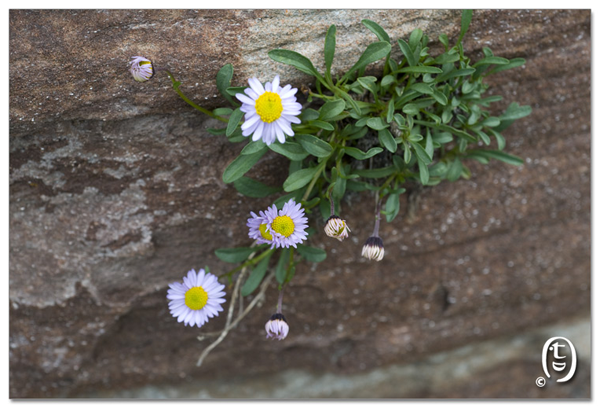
[9,10,590,398]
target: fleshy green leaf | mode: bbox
[398,39,416,67]
[296,245,327,263]
[344,41,392,79]
[397,66,443,74]
[269,49,319,77]
[473,56,510,67]
[226,108,244,137]
[215,247,255,263]
[241,253,272,296]
[458,9,473,44]
[324,25,337,75]
[417,158,430,185]
[500,102,532,121]
[296,134,333,157]
[344,146,383,160]
[222,148,267,184]
[467,149,523,166]
[447,158,463,182]
[366,117,390,130]
[354,166,396,178]
[283,167,318,192]
[378,129,397,153]
[319,99,346,121]
[384,193,400,222]
[241,141,268,155]
[233,177,281,198]
[269,141,309,161]
[216,64,236,106]
[362,19,390,43]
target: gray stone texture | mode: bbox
[10,9,590,398]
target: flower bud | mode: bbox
[128,56,154,82]
[362,236,385,261]
[324,215,350,241]
[265,313,289,340]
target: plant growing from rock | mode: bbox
[129,10,531,366]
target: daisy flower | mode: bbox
[362,236,385,261]
[324,215,351,242]
[265,313,289,340]
[167,268,226,328]
[128,56,154,82]
[235,75,302,145]
[260,199,308,249]
[247,209,276,246]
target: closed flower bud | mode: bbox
[324,215,350,241]
[265,313,289,340]
[128,56,154,82]
[362,236,385,261]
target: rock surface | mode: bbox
[9,9,590,398]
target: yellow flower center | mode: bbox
[255,91,283,123]
[185,286,208,310]
[271,215,295,238]
[259,223,273,241]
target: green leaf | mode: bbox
[366,117,390,130]
[324,24,336,75]
[490,129,506,150]
[487,58,526,75]
[216,64,236,105]
[458,9,473,44]
[241,253,272,296]
[312,120,335,131]
[269,141,309,161]
[439,34,449,49]
[398,39,416,67]
[467,149,523,166]
[295,134,333,157]
[283,167,318,192]
[226,86,247,96]
[226,108,244,137]
[296,245,327,263]
[500,103,532,121]
[215,247,255,263]
[397,66,443,74]
[474,129,491,145]
[425,132,434,158]
[275,249,291,284]
[332,177,346,199]
[378,129,397,153]
[357,76,379,95]
[344,146,383,160]
[344,41,392,79]
[402,103,420,116]
[432,90,448,105]
[233,176,281,198]
[473,56,510,67]
[354,166,396,178]
[411,142,432,164]
[213,107,233,116]
[409,29,423,50]
[385,193,400,222]
[222,148,267,184]
[269,49,319,77]
[482,117,501,128]
[362,19,390,43]
[434,52,460,64]
[410,83,433,95]
[435,68,476,83]
[386,97,396,123]
[417,158,430,185]
[301,108,320,121]
[381,75,395,88]
[240,141,268,156]
[319,99,346,121]
[447,158,463,182]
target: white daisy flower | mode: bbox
[265,313,289,340]
[235,75,302,145]
[247,209,275,246]
[167,268,226,328]
[362,236,385,261]
[262,199,308,249]
[128,56,154,82]
[324,215,351,242]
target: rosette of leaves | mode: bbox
[211,10,531,292]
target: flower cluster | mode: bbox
[247,199,308,249]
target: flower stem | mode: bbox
[163,70,228,123]
[372,198,382,237]
[277,287,284,314]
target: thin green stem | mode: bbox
[164,70,228,123]
[301,158,329,202]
